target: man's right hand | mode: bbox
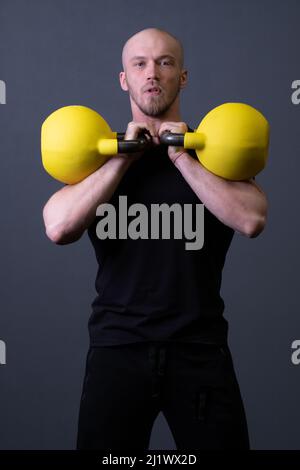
[117,121,159,163]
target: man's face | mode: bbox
[120,31,187,117]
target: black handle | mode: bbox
[159,132,185,146]
[117,136,150,153]
[116,131,185,152]
[116,130,152,153]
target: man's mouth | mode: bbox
[145,86,161,96]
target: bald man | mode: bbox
[43,28,267,450]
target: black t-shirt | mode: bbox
[87,142,235,346]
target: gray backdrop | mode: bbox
[0,0,299,450]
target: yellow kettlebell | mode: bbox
[41,105,149,184]
[41,102,269,184]
[160,102,270,180]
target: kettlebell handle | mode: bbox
[118,132,191,148]
[117,132,189,148]
[117,135,149,153]
[115,132,150,153]
[99,132,150,155]
[159,132,185,146]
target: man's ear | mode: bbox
[180,69,188,89]
[119,71,129,91]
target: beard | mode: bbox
[127,80,181,117]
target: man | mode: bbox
[43,28,267,450]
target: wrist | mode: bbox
[105,154,133,171]
[173,151,190,169]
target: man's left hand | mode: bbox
[158,122,188,165]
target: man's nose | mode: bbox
[146,62,160,80]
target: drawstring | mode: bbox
[157,348,166,376]
[149,345,156,372]
[148,345,166,376]
[149,344,166,398]
[196,391,208,421]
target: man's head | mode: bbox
[119,28,187,119]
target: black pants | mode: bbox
[76,341,250,450]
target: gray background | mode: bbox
[0,0,299,450]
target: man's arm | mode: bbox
[158,121,268,238]
[43,156,133,245]
[174,151,268,238]
[43,121,156,245]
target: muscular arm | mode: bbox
[43,156,132,245]
[174,152,268,238]
[42,121,157,245]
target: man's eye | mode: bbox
[135,62,145,67]
[161,60,172,66]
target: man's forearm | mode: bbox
[43,156,132,244]
[174,152,268,237]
